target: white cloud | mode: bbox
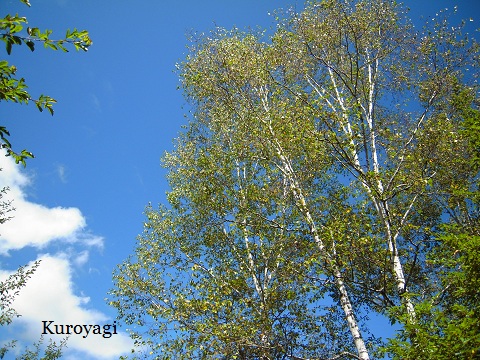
[0,155,132,358]
[0,202,86,253]
[90,93,101,112]
[0,255,133,359]
[0,153,30,189]
[0,155,103,254]
[56,164,67,183]
[73,249,89,267]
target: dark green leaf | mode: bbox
[25,40,34,52]
[6,39,12,55]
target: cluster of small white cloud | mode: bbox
[0,155,133,359]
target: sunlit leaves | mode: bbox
[383,229,480,360]
[0,0,92,166]
[111,1,478,359]
[112,21,368,358]
[0,12,92,55]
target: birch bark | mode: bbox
[295,20,419,322]
[258,86,371,360]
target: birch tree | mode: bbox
[110,1,479,358]
[383,86,480,359]
[111,29,372,360]
[271,0,478,327]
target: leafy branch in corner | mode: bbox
[0,0,92,166]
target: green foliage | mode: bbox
[0,258,67,360]
[453,87,480,170]
[14,336,67,360]
[0,261,40,327]
[0,186,14,225]
[110,1,479,359]
[383,230,480,359]
[382,98,480,359]
[0,12,92,54]
[1,334,67,360]
[0,0,92,166]
[0,261,40,357]
[0,229,67,360]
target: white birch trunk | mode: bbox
[314,56,417,323]
[279,152,370,360]
[258,87,370,359]
[235,161,268,306]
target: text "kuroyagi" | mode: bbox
[41,320,118,338]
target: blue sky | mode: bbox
[0,0,479,359]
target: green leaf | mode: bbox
[25,40,34,52]
[6,39,12,55]
[44,41,58,51]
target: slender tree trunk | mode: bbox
[282,157,370,360]
[257,86,370,358]
[315,60,417,323]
